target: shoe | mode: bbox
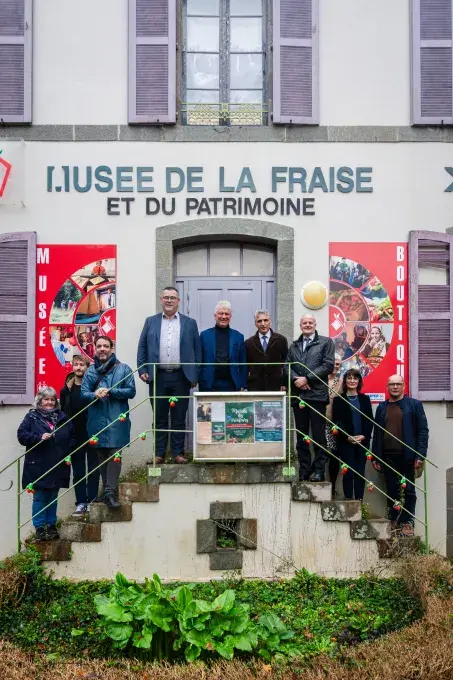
[103,493,121,509]
[146,457,165,465]
[310,473,325,482]
[72,503,87,517]
[46,525,60,540]
[174,455,188,464]
[299,475,311,482]
[400,523,415,537]
[34,527,46,542]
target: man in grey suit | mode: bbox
[137,286,201,464]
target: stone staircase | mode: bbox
[35,464,419,579]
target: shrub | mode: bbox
[91,572,296,662]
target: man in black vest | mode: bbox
[285,315,335,482]
[245,310,288,391]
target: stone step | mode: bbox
[147,463,295,485]
[321,500,362,522]
[292,481,332,502]
[34,540,72,561]
[89,503,133,524]
[60,522,102,542]
[377,536,421,558]
[350,518,391,540]
[119,482,159,503]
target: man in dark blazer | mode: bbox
[199,301,247,392]
[137,286,201,464]
[245,310,288,391]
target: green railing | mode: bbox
[0,361,436,554]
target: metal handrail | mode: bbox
[2,360,432,552]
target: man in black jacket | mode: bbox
[245,310,288,391]
[60,354,99,515]
[285,315,335,482]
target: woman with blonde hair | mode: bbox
[17,387,74,541]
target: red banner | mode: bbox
[35,245,117,394]
[329,243,408,402]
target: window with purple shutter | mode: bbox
[272,0,318,124]
[409,231,453,401]
[0,0,32,123]
[128,0,176,124]
[411,0,453,125]
[0,232,36,405]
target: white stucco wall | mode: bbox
[47,484,390,581]
[30,0,412,126]
[1,140,452,559]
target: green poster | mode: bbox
[225,402,254,443]
[212,422,225,443]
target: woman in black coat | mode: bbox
[17,387,74,541]
[331,369,373,501]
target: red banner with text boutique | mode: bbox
[329,243,408,402]
[35,245,117,394]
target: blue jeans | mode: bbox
[32,488,59,528]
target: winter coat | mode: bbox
[81,359,136,449]
[372,395,429,462]
[60,372,89,446]
[18,409,74,490]
[245,330,288,391]
[284,331,335,403]
[331,393,374,450]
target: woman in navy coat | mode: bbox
[18,387,74,541]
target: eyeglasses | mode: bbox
[162,296,178,301]
[387,382,404,387]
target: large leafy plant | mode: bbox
[93,572,296,662]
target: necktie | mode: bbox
[304,338,311,351]
[262,335,268,352]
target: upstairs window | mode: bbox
[182,0,267,125]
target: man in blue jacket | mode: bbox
[199,301,247,392]
[82,336,136,509]
[372,374,429,537]
[137,286,201,464]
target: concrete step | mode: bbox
[89,503,132,524]
[292,481,332,502]
[33,540,72,561]
[60,522,102,542]
[377,536,421,558]
[350,518,391,540]
[321,500,362,522]
[119,482,159,503]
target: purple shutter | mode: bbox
[128,0,176,124]
[411,0,453,124]
[409,231,453,401]
[273,0,319,124]
[0,232,36,404]
[0,0,32,123]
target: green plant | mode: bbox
[92,572,295,663]
[361,503,372,520]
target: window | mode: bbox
[129,0,318,126]
[411,0,453,125]
[182,0,266,125]
[175,242,275,276]
[409,231,453,400]
[0,232,36,404]
[0,0,32,123]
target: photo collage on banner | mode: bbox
[35,245,117,392]
[329,243,408,402]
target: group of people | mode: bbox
[18,285,429,542]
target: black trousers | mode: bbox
[338,444,366,500]
[71,446,99,505]
[382,453,416,524]
[292,401,328,479]
[151,370,190,458]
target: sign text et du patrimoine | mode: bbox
[46,165,373,217]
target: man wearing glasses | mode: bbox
[137,286,201,464]
[372,375,429,537]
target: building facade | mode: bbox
[1,0,453,560]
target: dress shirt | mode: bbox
[302,333,315,351]
[159,312,181,369]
